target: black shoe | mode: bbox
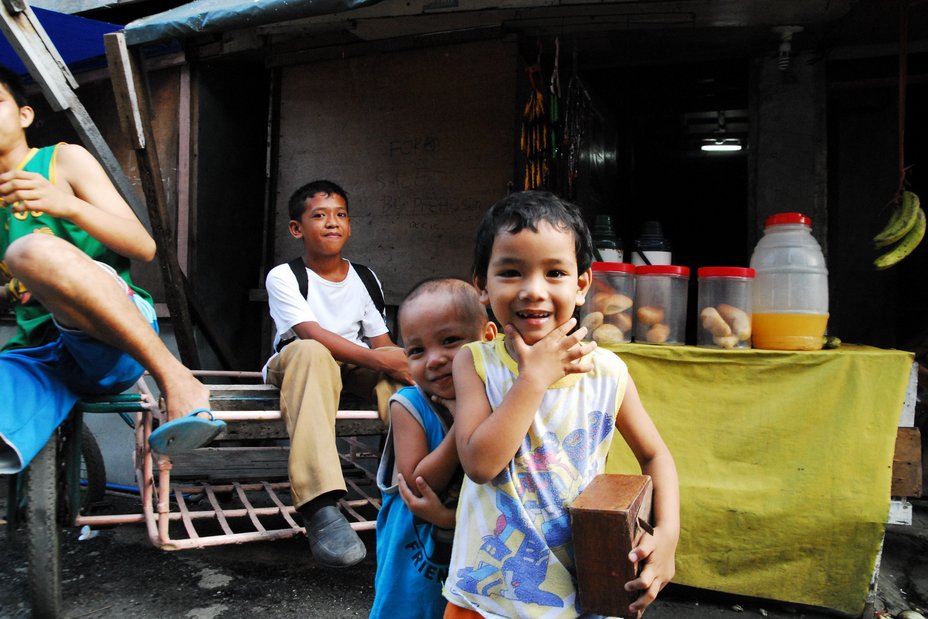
[305,505,366,568]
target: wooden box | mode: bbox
[570,474,653,618]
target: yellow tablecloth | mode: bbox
[603,343,913,615]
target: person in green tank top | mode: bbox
[0,66,220,474]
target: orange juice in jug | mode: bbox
[749,213,829,351]
[751,313,828,350]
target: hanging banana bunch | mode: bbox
[873,190,926,269]
[874,3,924,270]
[873,3,925,269]
[520,64,550,190]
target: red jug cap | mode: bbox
[765,212,811,227]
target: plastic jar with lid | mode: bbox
[634,265,689,345]
[579,262,635,345]
[749,212,829,351]
[697,267,755,349]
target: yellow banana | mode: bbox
[874,205,926,269]
[874,199,905,246]
[874,190,921,248]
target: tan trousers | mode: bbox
[265,339,401,509]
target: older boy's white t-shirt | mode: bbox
[263,260,389,373]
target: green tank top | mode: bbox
[0,144,154,350]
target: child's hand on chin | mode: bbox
[505,318,597,387]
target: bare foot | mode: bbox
[157,371,211,422]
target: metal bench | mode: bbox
[75,371,384,551]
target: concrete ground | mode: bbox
[1,491,927,619]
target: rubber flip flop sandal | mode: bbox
[149,408,226,455]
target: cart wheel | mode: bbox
[79,422,106,509]
[25,435,62,618]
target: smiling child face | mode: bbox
[478,221,592,346]
[400,289,488,401]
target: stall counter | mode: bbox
[603,343,914,615]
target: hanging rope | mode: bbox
[562,49,591,199]
[549,36,561,161]
[897,0,910,196]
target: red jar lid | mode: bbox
[765,212,812,228]
[592,262,636,274]
[636,265,690,277]
[697,266,756,279]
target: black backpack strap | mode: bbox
[276,260,389,351]
[276,257,310,352]
[288,257,384,314]
[351,262,386,316]
[287,257,309,300]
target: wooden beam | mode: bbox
[104,31,202,368]
[103,31,145,149]
[176,63,190,274]
[104,32,241,370]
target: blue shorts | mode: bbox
[0,293,157,474]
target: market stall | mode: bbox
[604,343,913,615]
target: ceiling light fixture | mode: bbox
[701,139,742,152]
[699,110,743,152]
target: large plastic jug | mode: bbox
[749,212,829,350]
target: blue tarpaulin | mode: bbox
[122,0,383,46]
[0,7,121,75]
